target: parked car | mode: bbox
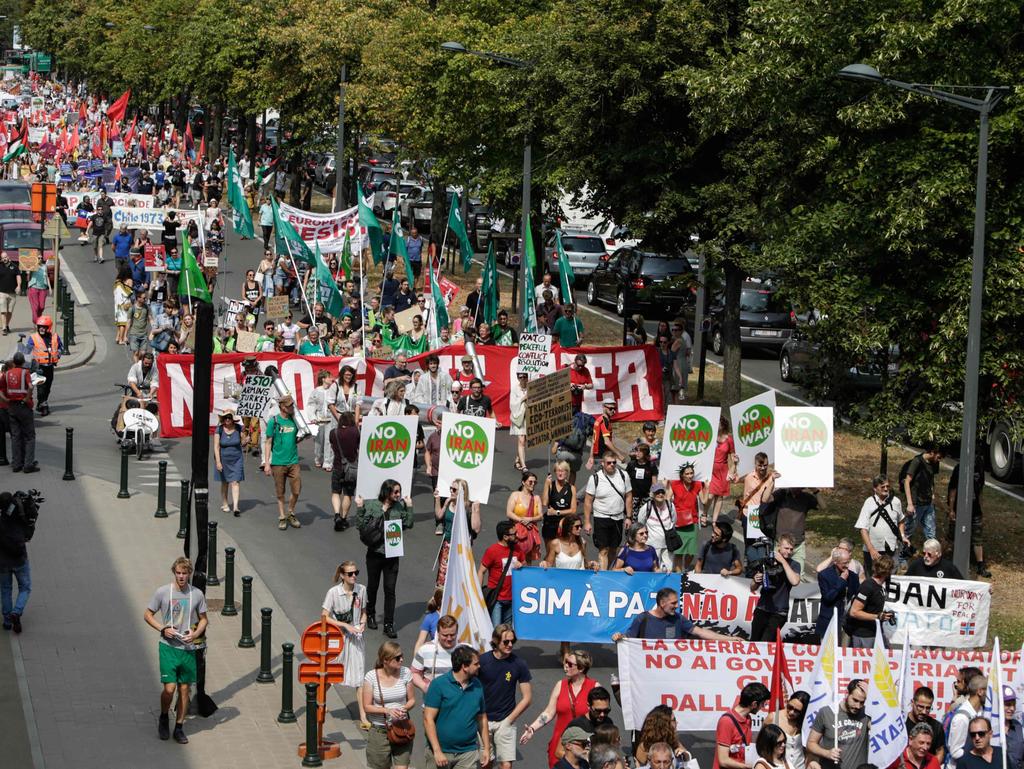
[0,181,32,208]
[690,281,796,355]
[372,179,419,217]
[314,154,335,188]
[592,219,640,256]
[400,184,433,231]
[357,164,397,196]
[1,222,59,282]
[545,228,607,286]
[586,247,694,317]
[779,331,898,390]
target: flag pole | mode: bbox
[284,237,314,325]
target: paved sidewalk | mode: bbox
[7,462,369,769]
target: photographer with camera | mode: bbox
[844,553,895,648]
[854,476,911,577]
[748,533,801,642]
[0,490,40,633]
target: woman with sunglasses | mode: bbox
[509,373,529,471]
[506,471,543,565]
[637,483,677,572]
[540,514,598,660]
[520,648,599,768]
[766,691,809,769]
[753,723,792,769]
[361,640,416,769]
[541,461,577,560]
[433,479,481,586]
[611,521,661,574]
[322,560,369,726]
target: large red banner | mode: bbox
[155,343,664,438]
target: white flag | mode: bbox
[982,636,1005,748]
[802,613,839,744]
[439,488,493,652]
[1014,642,1024,705]
[866,621,908,768]
[898,632,913,715]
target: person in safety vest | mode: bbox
[23,315,64,417]
[0,353,37,473]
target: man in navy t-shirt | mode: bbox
[612,587,732,641]
[478,624,532,769]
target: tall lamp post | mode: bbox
[333,64,347,212]
[837,63,1009,576]
[441,41,533,314]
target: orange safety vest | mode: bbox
[30,332,60,366]
[4,367,31,402]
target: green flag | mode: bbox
[555,230,576,305]
[178,235,211,303]
[481,240,499,325]
[429,262,450,337]
[271,196,314,264]
[226,148,254,238]
[340,230,353,279]
[447,192,475,273]
[389,206,415,286]
[358,182,386,265]
[521,214,538,333]
[314,241,345,317]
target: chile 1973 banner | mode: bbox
[617,639,1020,733]
[155,344,665,437]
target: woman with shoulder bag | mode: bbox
[506,471,543,564]
[361,640,416,769]
[638,483,681,572]
[323,560,368,726]
[329,411,359,532]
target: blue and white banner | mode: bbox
[511,567,679,643]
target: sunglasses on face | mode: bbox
[971,731,989,738]
[344,571,359,577]
[500,638,516,646]
[591,708,611,715]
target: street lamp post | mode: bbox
[333,64,346,213]
[441,42,534,319]
[838,64,1009,577]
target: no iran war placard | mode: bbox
[356,415,418,500]
[661,405,721,482]
[774,406,834,487]
[436,412,496,504]
[730,391,776,476]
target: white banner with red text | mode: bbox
[155,344,665,437]
[276,200,368,254]
[617,638,1021,732]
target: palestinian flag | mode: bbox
[3,125,26,163]
[257,156,280,185]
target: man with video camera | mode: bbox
[748,533,801,642]
[0,490,41,633]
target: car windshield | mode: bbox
[3,229,48,250]
[0,209,31,223]
[0,186,30,206]
[371,172,396,185]
[639,257,689,276]
[562,236,605,253]
[740,289,788,313]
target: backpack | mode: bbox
[561,411,595,453]
[898,457,915,490]
[358,511,386,549]
[758,491,780,541]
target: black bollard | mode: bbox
[154,461,168,517]
[256,608,273,683]
[62,427,74,481]
[0,415,8,466]
[66,302,76,347]
[301,682,323,767]
[207,522,220,586]
[221,547,237,616]
[176,479,190,539]
[238,576,255,647]
[116,443,130,498]
[277,642,296,723]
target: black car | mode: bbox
[779,331,898,391]
[586,247,695,317]
[689,281,795,355]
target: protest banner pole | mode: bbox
[284,237,314,325]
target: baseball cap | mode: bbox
[561,726,591,745]
[651,482,666,494]
[1004,685,1017,703]
[461,354,473,363]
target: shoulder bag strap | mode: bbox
[375,669,388,724]
[724,711,749,745]
[870,497,901,540]
[740,474,773,508]
[495,544,515,588]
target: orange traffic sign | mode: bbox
[296,618,345,762]
[300,621,345,661]
[31,182,56,215]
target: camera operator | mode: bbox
[0,490,40,633]
[749,533,801,642]
[845,553,895,648]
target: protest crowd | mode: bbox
[0,73,1013,769]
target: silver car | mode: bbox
[545,228,607,285]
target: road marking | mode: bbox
[59,259,90,306]
[10,636,44,769]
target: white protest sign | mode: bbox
[660,405,720,482]
[774,406,834,487]
[236,374,273,418]
[730,391,776,476]
[384,519,405,558]
[222,299,245,329]
[64,192,156,210]
[28,126,44,144]
[885,576,991,648]
[109,206,203,231]
[437,412,496,504]
[355,415,418,499]
[516,333,553,376]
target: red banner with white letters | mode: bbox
[155,344,664,438]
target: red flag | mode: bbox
[184,122,194,152]
[140,131,147,158]
[106,89,131,122]
[78,102,87,122]
[170,126,178,145]
[123,116,137,146]
[110,119,121,140]
[69,124,79,152]
[198,135,205,161]
[769,629,794,713]
[114,159,123,182]
[100,120,107,150]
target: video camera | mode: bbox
[744,537,785,582]
[0,490,44,538]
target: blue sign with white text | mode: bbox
[511,567,679,643]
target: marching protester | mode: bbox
[587,397,626,469]
[423,645,491,769]
[583,451,633,570]
[903,722,941,769]
[263,394,304,530]
[713,682,771,769]
[510,372,529,471]
[322,560,368,726]
[667,462,707,572]
[541,461,577,559]
[612,586,732,642]
[634,705,692,769]
[1003,686,1023,769]
[625,443,658,515]
[412,613,459,693]
[737,452,778,542]
[707,416,737,527]
[948,675,989,764]
[760,486,818,574]
[413,587,445,657]
[957,717,1002,769]
[356,480,414,639]
[806,679,870,769]
[506,471,543,565]
[541,515,598,571]
[694,519,743,576]
[766,691,810,769]
[213,408,245,515]
[362,640,416,769]
[479,522,527,626]
[637,483,678,571]
[520,648,600,768]
[905,686,946,763]
[329,411,359,531]
[611,521,661,574]
[479,624,533,769]
[434,479,480,584]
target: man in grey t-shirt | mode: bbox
[807,679,870,769]
[144,557,208,744]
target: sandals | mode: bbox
[221,504,230,513]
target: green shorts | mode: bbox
[159,643,197,684]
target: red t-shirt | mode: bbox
[592,416,613,457]
[570,367,592,410]
[481,543,527,602]
[670,479,703,527]
[900,748,940,769]
[713,709,751,769]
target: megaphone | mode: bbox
[463,339,488,385]
[264,365,313,440]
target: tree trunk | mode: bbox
[210,101,224,163]
[720,259,744,409]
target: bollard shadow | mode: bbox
[207,651,286,703]
[296,503,332,526]
[181,704,241,734]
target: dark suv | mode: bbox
[696,281,795,355]
[586,247,694,317]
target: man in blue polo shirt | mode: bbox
[424,645,491,769]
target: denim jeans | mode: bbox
[0,560,31,617]
[905,503,936,542]
[490,599,512,628]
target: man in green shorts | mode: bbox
[144,557,208,744]
[264,394,305,529]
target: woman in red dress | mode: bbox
[668,463,709,572]
[519,648,597,767]
[707,415,737,527]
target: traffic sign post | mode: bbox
[296,617,345,761]
[32,182,61,319]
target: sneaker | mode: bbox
[340,518,349,531]
[158,713,170,740]
[287,514,301,529]
[2,614,11,630]
[173,724,188,744]
[22,464,39,474]
[278,519,288,530]
[435,522,444,536]
[333,515,344,532]
[975,562,992,578]
[10,613,20,633]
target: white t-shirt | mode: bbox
[854,494,905,552]
[586,468,629,520]
[363,667,412,727]
[411,641,453,684]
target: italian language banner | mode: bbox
[511,567,679,643]
[617,639,1022,732]
[155,344,665,437]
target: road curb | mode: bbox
[56,260,98,371]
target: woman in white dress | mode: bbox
[509,372,528,471]
[637,483,678,572]
[322,560,368,726]
[766,690,808,769]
